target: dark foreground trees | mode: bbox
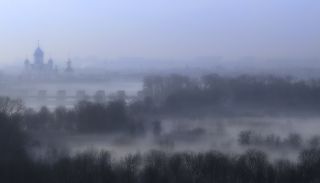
[2,106,320,182]
[3,148,320,183]
[0,111,30,183]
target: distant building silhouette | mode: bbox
[65,59,73,73]
[23,44,74,78]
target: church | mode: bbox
[24,45,73,76]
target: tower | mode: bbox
[48,58,54,70]
[24,59,30,70]
[65,59,73,73]
[33,42,44,69]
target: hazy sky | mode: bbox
[0,0,319,63]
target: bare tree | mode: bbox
[0,97,25,116]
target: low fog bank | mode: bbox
[2,107,320,183]
[3,57,320,79]
[2,73,320,158]
[2,78,320,161]
[2,73,320,182]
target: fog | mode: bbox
[29,116,320,162]
[2,0,320,182]
[3,72,320,161]
[3,43,320,183]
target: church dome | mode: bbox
[34,47,44,57]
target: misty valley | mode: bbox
[2,0,320,181]
[2,73,320,182]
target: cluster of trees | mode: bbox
[238,130,320,150]
[2,97,320,182]
[0,97,24,115]
[142,74,320,115]
[2,105,320,183]
[0,112,28,165]
[3,145,320,183]
[22,100,145,135]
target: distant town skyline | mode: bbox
[0,0,320,64]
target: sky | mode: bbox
[0,0,319,64]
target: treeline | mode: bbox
[141,74,320,115]
[21,100,145,135]
[2,98,320,182]
[238,130,320,150]
[3,146,320,183]
[2,110,320,183]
